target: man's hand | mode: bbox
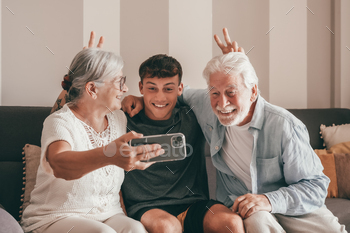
[214,28,245,54]
[232,194,272,219]
[83,31,104,49]
[121,95,144,117]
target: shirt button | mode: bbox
[209,128,212,131]
[215,146,219,150]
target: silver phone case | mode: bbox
[129,133,187,162]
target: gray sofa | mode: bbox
[0,106,349,231]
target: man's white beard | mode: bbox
[216,104,250,126]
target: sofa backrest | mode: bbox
[288,108,350,149]
[1,106,350,219]
[0,106,51,221]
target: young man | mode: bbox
[121,54,243,233]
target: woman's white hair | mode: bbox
[203,52,259,93]
[67,48,124,104]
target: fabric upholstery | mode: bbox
[288,109,350,149]
[0,208,24,233]
[325,198,350,231]
[330,141,350,154]
[1,106,350,230]
[0,106,51,221]
[314,151,338,198]
[334,153,350,199]
[320,124,350,149]
[21,144,41,212]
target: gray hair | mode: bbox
[203,52,259,93]
[67,48,124,104]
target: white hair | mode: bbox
[203,52,259,93]
[67,48,124,104]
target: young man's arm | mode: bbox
[50,31,104,114]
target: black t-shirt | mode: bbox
[121,106,209,217]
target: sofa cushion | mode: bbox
[315,150,338,198]
[334,153,350,199]
[0,208,24,233]
[314,150,350,200]
[325,198,350,231]
[21,144,41,213]
[330,141,350,154]
[320,124,350,149]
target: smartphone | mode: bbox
[129,133,187,162]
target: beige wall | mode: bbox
[1,0,349,109]
[0,0,2,105]
[307,0,332,108]
[120,0,169,97]
[340,0,350,108]
[169,0,212,90]
[213,0,270,100]
[270,0,308,108]
[1,0,83,106]
[83,0,120,55]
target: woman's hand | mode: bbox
[214,28,245,54]
[107,131,164,171]
[121,95,144,117]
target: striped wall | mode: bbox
[1,0,349,109]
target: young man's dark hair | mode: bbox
[139,54,182,84]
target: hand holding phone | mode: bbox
[129,133,187,162]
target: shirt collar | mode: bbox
[249,95,265,130]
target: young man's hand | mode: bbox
[214,28,245,54]
[121,95,144,117]
[83,31,104,49]
[232,193,272,219]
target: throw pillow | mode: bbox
[314,150,338,198]
[320,123,350,149]
[334,153,350,199]
[330,141,350,154]
[20,144,41,218]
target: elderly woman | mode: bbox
[21,48,163,233]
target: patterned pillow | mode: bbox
[19,144,41,219]
[320,123,350,149]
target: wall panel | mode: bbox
[269,0,307,108]
[120,0,169,97]
[169,0,212,90]
[213,0,270,100]
[1,0,83,106]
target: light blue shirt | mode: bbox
[179,88,329,216]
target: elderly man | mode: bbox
[176,51,346,232]
[124,30,347,232]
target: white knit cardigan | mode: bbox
[21,104,127,232]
